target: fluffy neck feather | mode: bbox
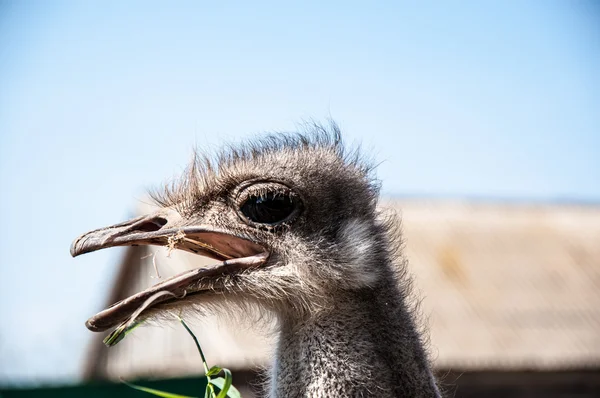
[269,255,441,397]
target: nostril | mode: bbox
[136,217,168,232]
[154,217,168,227]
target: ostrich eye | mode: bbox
[240,191,301,225]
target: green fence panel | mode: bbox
[0,376,207,398]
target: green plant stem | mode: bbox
[178,316,216,398]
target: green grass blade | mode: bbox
[103,321,142,347]
[210,372,240,398]
[206,366,222,377]
[175,316,216,397]
[122,380,198,398]
[213,369,232,398]
[178,316,210,373]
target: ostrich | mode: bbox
[71,123,441,397]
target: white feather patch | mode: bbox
[338,219,381,288]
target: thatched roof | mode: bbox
[85,200,600,380]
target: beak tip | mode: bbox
[70,231,106,257]
[85,319,98,331]
[70,243,78,257]
[86,315,110,332]
[70,235,86,257]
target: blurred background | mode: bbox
[0,1,598,397]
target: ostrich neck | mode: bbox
[270,278,441,397]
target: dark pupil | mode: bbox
[241,192,297,224]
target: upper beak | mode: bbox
[71,207,268,334]
[71,207,264,260]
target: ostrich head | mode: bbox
[71,124,392,335]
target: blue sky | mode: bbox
[0,0,598,385]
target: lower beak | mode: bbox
[71,208,268,334]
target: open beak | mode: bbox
[71,207,268,335]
